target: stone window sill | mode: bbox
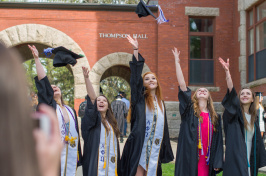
[189,86,220,92]
[244,78,266,88]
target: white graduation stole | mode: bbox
[139,100,165,176]
[98,122,118,176]
[56,105,78,176]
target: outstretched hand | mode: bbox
[127,35,138,49]
[28,45,39,59]
[82,66,89,78]
[218,57,230,71]
[172,47,181,63]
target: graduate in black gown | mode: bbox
[81,66,121,176]
[120,35,174,176]
[28,45,82,176]
[219,57,266,176]
[173,47,223,176]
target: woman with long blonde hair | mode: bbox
[219,57,266,176]
[120,36,174,176]
[173,48,223,176]
[28,45,82,176]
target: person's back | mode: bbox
[0,43,40,176]
[0,43,61,176]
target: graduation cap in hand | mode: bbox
[256,92,264,97]
[135,0,169,24]
[43,46,84,67]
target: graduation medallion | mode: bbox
[155,138,160,145]
[111,156,115,163]
[70,141,76,148]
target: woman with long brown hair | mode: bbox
[120,36,174,176]
[0,42,62,176]
[219,57,266,176]
[174,48,223,176]
[81,66,121,176]
[28,45,82,176]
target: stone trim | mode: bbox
[0,24,90,99]
[89,52,151,96]
[238,0,260,11]
[189,86,220,92]
[238,0,260,87]
[243,78,266,88]
[185,7,220,16]
[0,2,157,11]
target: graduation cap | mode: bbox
[256,92,263,98]
[115,94,122,99]
[43,46,84,67]
[135,0,169,24]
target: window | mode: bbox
[189,17,215,85]
[247,1,266,82]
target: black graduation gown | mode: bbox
[120,54,174,176]
[175,87,223,176]
[34,76,82,167]
[81,95,121,176]
[222,87,266,176]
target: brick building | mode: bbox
[0,0,265,137]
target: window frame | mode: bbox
[246,0,266,82]
[188,16,216,86]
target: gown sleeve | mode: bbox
[129,53,145,123]
[178,86,192,118]
[255,119,266,168]
[221,87,240,122]
[72,108,83,166]
[213,114,224,169]
[81,95,99,142]
[34,76,56,110]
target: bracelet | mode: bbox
[134,48,138,50]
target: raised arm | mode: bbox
[219,57,233,92]
[172,47,187,91]
[82,66,97,104]
[28,45,46,80]
[127,35,139,61]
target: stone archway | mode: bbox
[0,24,90,99]
[89,52,150,96]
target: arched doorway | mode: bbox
[19,43,75,107]
[89,52,151,96]
[0,24,90,100]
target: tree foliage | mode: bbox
[23,58,74,108]
[100,76,131,103]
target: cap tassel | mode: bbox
[156,5,169,24]
[103,160,106,169]
[115,168,118,176]
[43,48,54,57]
[198,139,202,149]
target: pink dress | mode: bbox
[198,112,213,176]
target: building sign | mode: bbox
[99,33,148,39]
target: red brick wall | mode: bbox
[157,0,241,102]
[0,1,242,112]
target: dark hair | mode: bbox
[0,42,40,176]
[96,95,120,137]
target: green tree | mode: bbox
[23,58,74,108]
[100,76,131,103]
